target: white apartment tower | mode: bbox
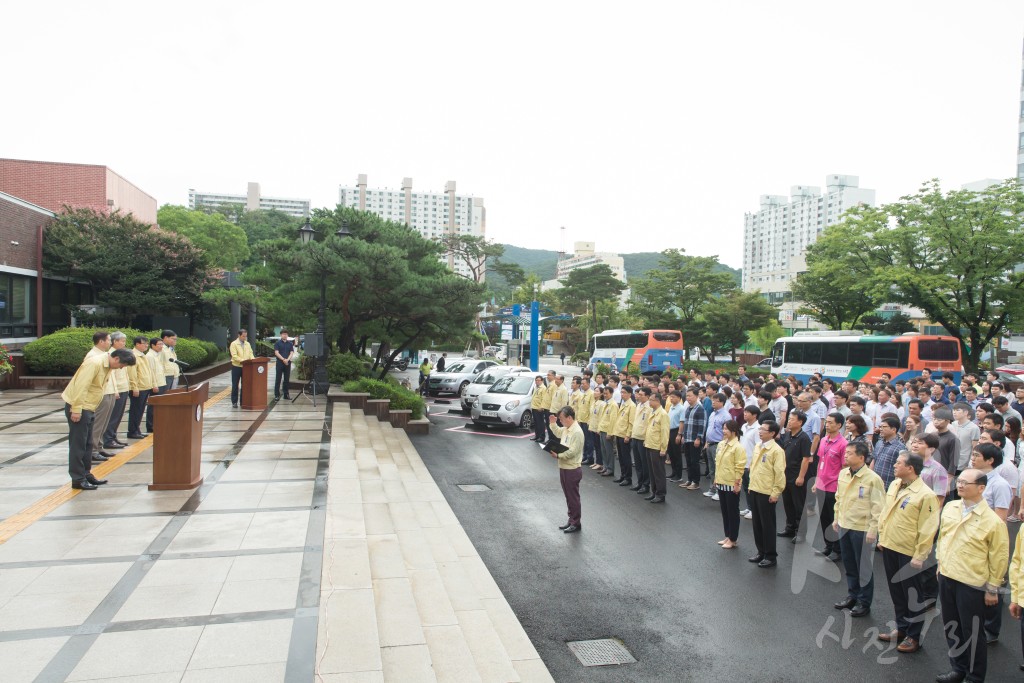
[338,175,486,279]
[542,242,629,305]
[188,182,310,218]
[742,174,876,305]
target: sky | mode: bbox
[4,1,1023,269]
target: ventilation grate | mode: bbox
[567,639,636,667]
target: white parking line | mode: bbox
[444,425,535,438]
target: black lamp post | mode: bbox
[299,217,351,395]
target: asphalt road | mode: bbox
[409,373,1023,683]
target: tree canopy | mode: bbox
[557,264,626,334]
[157,204,250,270]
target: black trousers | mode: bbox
[532,409,546,440]
[749,490,778,560]
[631,439,648,487]
[275,360,291,397]
[882,547,929,641]
[939,575,988,682]
[667,428,682,479]
[719,488,741,542]
[684,442,701,485]
[616,437,632,480]
[647,448,667,497]
[231,366,243,405]
[580,421,592,461]
[782,479,806,533]
[818,490,838,553]
[103,394,128,445]
[127,390,150,436]
[65,404,93,482]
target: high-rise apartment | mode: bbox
[188,182,310,219]
[742,174,876,305]
[542,242,629,305]
[337,175,486,279]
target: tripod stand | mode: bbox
[291,376,319,407]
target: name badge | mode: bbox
[858,486,864,499]
[900,498,910,510]
[761,454,767,463]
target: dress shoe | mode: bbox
[71,479,98,490]
[834,596,856,610]
[563,525,581,533]
[826,551,843,562]
[777,530,796,538]
[850,604,870,618]
[792,536,804,544]
[126,432,145,439]
[98,450,115,458]
[558,523,571,530]
[757,559,777,568]
[618,480,632,487]
[985,632,998,645]
[935,671,965,683]
[877,629,906,642]
[896,637,920,653]
[613,477,625,484]
[748,554,764,563]
[629,484,642,491]
[91,454,108,462]
[102,443,124,450]
[645,493,657,501]
[529,437,539,442]
[601,471,614,477]
[636,487,650,495]
[86,475,108,485]
[650,496,665,503]
[283,395,291,399]
[112,440,128,447]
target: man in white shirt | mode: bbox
[952,402,980,477]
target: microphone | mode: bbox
[170,359,192,370]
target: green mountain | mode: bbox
[498,244,741,284]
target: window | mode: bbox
[652,331,681,342]
[869,342,910,367]
[917,339,959,362]
[848,343,872,366]
[821,343,847,365]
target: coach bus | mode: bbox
[587,329,684,373]
[770,331,962,383]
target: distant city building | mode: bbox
[542,242,629,305]
[338,175,486,279]
[0,157,157,224]
[742,175,876,311]
[188,182,310,219]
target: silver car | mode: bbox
[428,359,499,397]
[460,365,532,411]
[470,372,546,430]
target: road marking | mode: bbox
[0,386,231,545]
[444,425,534,438]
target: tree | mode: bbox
[43,207,217,326]
[860,312,916,336]
[791,232,880,330]
[629,249,737,358]
[700,291,777,363]
[237,210,302,252]
[157,205,250,270]
[804,179,1024,372]
[557,264,626,333]
[748,320,785,355]
[437,234,506,284]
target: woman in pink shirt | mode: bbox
[811,411,848,561]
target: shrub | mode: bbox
[342,377,425,419]
[171,338,208,367]
[22,326,216,375]
[199,341,221,366]
[625,361,641,375]
[328,352,372,384]
[570,351,589,365]
[254,340,275,358]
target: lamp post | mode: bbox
[299,217,352,395]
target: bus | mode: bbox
[587,329,684,373]
[769,331,962,383]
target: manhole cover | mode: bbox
[567,639,636,667]
[456,484,491,492]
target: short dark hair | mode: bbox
[918,432,939,449]
[975,443,1003,467]
[92,330,110,344]
[712,392,727,404]
[826,411,846,427]
[761,420,781,437]
[847,441,870,459]
[834,390,849,400]
[847,414,868,435]
[744,405,761,417]
[849,395,866,408]
[984,413,1004,428]
[558,406,576,420]
[984,428,1006,447]
[161,329,177,339]
[903,453,925,475]
[881,415,901,430]
[149,337,162,346]
[110,348,137,365]
[992,396,1009,407]
[133,335,148,346]
[789,410,807,426]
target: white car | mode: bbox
[470,372,546,430]
[460,365,532,411]
[427,359,499,397]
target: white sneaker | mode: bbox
[739,509,750,516]
[702,490,714,498]
[711,493,720,501]
[743,511,753,519]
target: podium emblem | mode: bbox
[257,366,265,374]
[195,405,202,422]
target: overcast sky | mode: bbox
[5,2,1023,268]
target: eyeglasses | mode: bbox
[955,479,981,487]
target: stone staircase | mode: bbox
[317,402,554,682]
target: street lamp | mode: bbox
[299,217,351,395]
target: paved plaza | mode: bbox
[0,370,553,682]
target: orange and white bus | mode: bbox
[587,329,684,373]
[769,331,961,383]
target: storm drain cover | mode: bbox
[456,484,491,492]
[567,638,636,667]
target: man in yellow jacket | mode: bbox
[613,386,637,486]
[629,387,652,495]
[644,393,671,503]
[833,440,885,617]
[876,452,941,653]
[530,375,548,443]
[587,383,606,471]
[549,406,585,534]
[126,336,156,439]
[145,338,167,434]
[598,386,618,477]
[547,374,570,440]
[749,421,786,568]
[229,329,255,408]
[935,469,1009,683]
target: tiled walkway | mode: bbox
[0,371,553,682]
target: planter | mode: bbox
[388,409,412,429]
[365,399,391,421]
[406,418,430,435]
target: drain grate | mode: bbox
[567,639,636,667]
[456,484,492,492]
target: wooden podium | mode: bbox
[241,358,269,410]
[147,382,209,491]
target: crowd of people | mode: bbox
[532,364,1024,682]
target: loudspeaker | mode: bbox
[304,333,324,356]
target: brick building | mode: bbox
[0,158,157,225]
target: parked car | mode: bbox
[470,372,546,430]
[427,359,499,397]
[995,365,1024,392]
[460,365,531,412]
[754,358,773,369]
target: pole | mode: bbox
[314,278,329,394]
[530,300,539,371]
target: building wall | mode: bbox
[0,193,50,272]
[188,186,310,218]
[105,168,158,224]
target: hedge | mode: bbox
[22,327,220,376]
[328,352,373,384]
[342,377,425,420]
